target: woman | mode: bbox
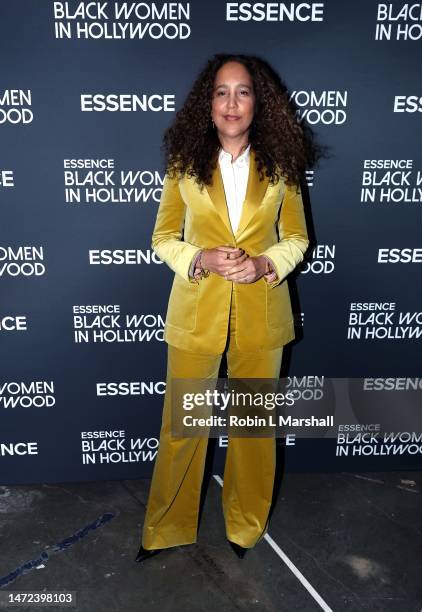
[136,53,321,563]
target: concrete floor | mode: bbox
[0,467,421,611]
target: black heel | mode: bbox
[227,539,248,559]
[135,544,163,563]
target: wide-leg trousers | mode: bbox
[141,286,283,550]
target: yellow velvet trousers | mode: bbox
[141,286,283,549]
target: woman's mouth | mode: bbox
[224,115,241,121]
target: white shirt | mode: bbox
[218,143,251,234]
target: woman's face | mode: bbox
[211,61,256,142]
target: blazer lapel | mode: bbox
[205,146,270,239]
[236,147,270,237]
[205,154,232,236]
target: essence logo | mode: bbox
[347,302,422,340]
[0,170,14,188]
[96,381,166,396]
[63,159,164,204]
[1,441,38,456]
[89,249,161,265]
[80,93,175,112]
[81,430,159,464]
[393,95,422,113]
[226,3,324,22]
[361,160,422,204]
[0,316,27,332]
[73,304,164,343]
[378,248,422,263]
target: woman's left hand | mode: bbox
[223,254,267,283]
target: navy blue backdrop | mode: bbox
[1,0,421,484]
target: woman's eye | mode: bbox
[214,89,250,97]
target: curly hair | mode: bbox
[162,53,325,188]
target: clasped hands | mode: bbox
[196,246,270,284]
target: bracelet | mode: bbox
[198,250,210,278]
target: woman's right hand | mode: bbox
[201,246,248,278]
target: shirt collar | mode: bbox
[218,143,251,168]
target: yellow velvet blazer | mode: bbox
[151,147,309,354]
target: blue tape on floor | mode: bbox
[0,512,115,589]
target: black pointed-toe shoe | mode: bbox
[135,544,163,564]
[227,540,248,559]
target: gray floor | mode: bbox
[0,470,421,611]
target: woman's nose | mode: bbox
[227,95,237,109]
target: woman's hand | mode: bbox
[201,246,248,277]
[201,247,268,283]
[222,254,268,283]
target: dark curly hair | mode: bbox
[162,53,325,188]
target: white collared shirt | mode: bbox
[218,143,251,234]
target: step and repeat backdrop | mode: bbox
[1,1,421,484]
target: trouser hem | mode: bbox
[142,528,197,550]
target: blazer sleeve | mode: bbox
[258,180,309,289]
[151,173,202,283]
